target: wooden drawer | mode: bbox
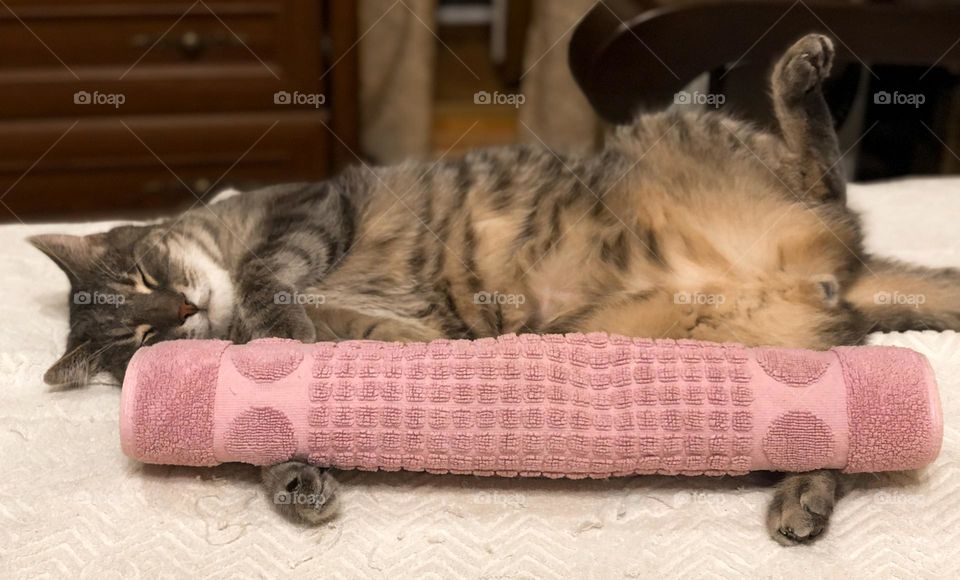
[0,0,323,118]
[0,111,330,221]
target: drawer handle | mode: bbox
[178,31,205,59]
[130,30,250,60]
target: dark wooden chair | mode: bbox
[568,0,960,178]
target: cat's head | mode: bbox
[29,225,235,387]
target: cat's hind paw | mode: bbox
[774,34,835,98]
[263,461,340,524]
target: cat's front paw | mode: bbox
[767,470,838,545]
[258,305,317,343]
[234,303,317,343]
[264,461,339,524]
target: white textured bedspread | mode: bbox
[2,178,959,578]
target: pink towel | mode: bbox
[120,334,943,477]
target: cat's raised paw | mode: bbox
[263,461,339,524]
[775,34,835,97]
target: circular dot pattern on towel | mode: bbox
[755,348,830,387]
[230,342,304,384]
[225,407,297,464]
[762,411,835,471]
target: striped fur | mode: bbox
[30,35,960,545]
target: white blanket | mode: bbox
[2,178,958,578]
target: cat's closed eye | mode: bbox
[126,324,157,346]
[135,263,159,291]
[140,326,157,345]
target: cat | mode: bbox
[30,34,960,546]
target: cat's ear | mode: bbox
[103,225,153,248]
[43,340,99,388]
[27,234,106,281]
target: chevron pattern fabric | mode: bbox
[3,179,959,578]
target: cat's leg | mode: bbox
[230,183,358,344]
[262,461,340,524]
[846,257,960,333]
[231,252,317,343]
[580,294,850,544]
[766,34,867,544]
[768,33,845,202]
[767,470,850,545]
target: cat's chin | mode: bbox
[178,310,214,340]
[194,288,234,339]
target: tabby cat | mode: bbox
[30,35,960,545]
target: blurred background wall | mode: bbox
[1,0,957,223]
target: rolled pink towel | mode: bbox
[120,334,943,477]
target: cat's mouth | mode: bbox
[180,270,235,339]
[178,307,212,339]
[188,292,232,338]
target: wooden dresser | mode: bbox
[0,0,358,221]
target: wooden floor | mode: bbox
[432,25,520,156]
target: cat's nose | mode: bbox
[178,300,198,323]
